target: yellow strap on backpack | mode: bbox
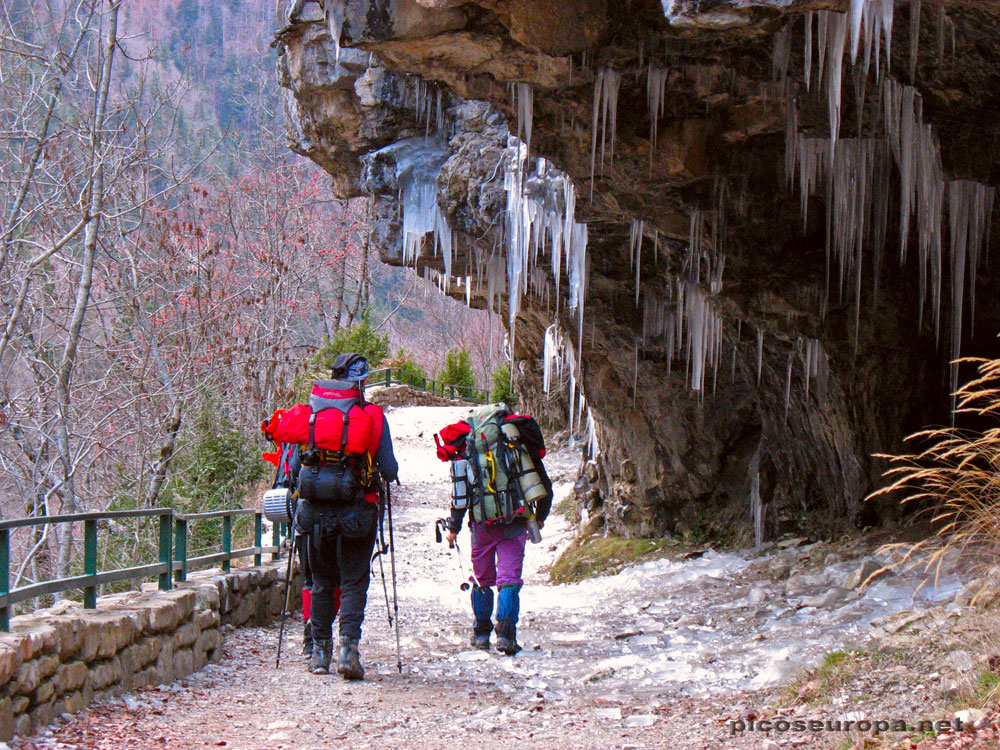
[484,447,497,494]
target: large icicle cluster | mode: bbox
[409,77,446,137]
[543,322,598,456]
[640,283,724,395]
[638,209,727,395]
[785,8,996,377]
[501,134,595,444]
[503,136,589,359]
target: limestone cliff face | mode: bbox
[275,0,1000,542]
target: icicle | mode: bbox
[849,0,865,63]
[783,352,793,424]
[772,23,792,82]
[632,341,639,407]
[804,11,814,91]
[750,448,763,548]
[465,275,471,307]
[827,12,848,161]
[909,0,921,82]
[630,220,644,306]
[879,0,894,74]
[328,3,345,65]
[517,83,533,153]
[590,71,603,200]
[542,324,560,394]
[603,68,622,169]
[647,66,668,172]
[678,283,723,393]
[948,181,998,401]
[589,67,622,199]
[585,406,598,458]
[756,329,763,384]
[817,11,829,92]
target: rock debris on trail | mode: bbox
[13,406,984,749]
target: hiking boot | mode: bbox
[470,633,491,650]
[301,619,313,658]
[337,640,364,680]
[310,638,332,675]
[495,620,521,656]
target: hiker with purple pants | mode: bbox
[438,405,552,656]
[446,516,534,654]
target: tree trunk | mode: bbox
[54,1,120,580]
[144,400,184,508]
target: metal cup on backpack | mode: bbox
[449,458,476,509]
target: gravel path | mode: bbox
[10,406,994,750]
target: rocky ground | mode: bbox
[9,405,1000,749]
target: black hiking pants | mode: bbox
[302,499,378,644]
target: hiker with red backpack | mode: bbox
[273,353,398,679]
[436,403,552,655]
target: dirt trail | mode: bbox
[11,406,984,750]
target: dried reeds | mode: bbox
[868,357,1000,586]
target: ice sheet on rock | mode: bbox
[377,138,454,277]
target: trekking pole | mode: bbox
[435,519,479,591]
[387,481,402,673]
[372,480,400,671]
[373,484,393,634]
[275,513,298,669]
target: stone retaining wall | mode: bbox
[367,384,476,408]
[0,560,300,741]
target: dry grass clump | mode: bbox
[867,356,1000,584]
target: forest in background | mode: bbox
[0,0,503,602]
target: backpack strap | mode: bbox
[364,404,384,458]
[340,409,350,456]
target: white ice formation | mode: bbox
[502,135,595,448]
[326,2,345,65]
[639,209,727,396]
[785,7,996,377]
[375,138,455,291]
[646,66,669,170]
[590,67,622,200]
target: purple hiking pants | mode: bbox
[470,522,527,588]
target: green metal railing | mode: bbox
[368,366,489,403]
[0,508,286,631]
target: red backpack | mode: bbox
[274,380,384,504]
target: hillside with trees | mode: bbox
[0,0,500,602]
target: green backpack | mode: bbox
[464,402,550,525]
[465,403,516,523]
